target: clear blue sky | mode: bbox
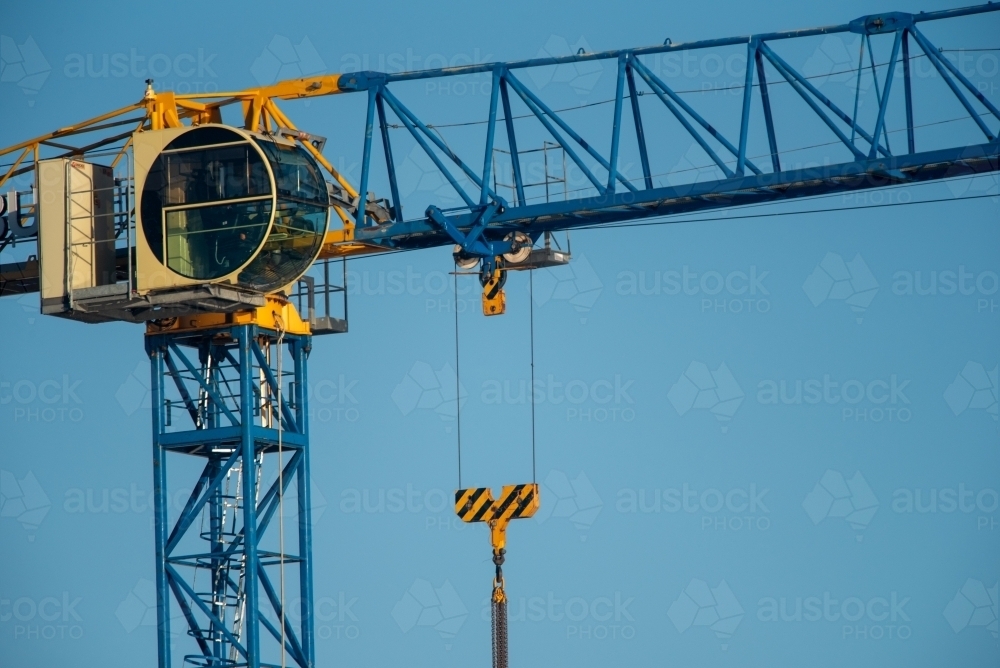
[1,0,999,666]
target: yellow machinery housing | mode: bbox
[34,124,332,328]
[134,124,328,295]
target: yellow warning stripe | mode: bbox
[454,484,540,523]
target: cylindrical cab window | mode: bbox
[140,125,328,293]
[238,138,329,292]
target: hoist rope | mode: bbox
[454,269,463,489]
[529,269,536,484]
[275,321,287,668]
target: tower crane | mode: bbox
[1,4,998,666]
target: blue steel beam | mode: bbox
[293,336,315,667]
[754,48,780,172]
[736,40,757,175]
[208,450,303,567]
[625,62,653,189]
[480,69,502,206]
[356,88,377,228]
[166,564,249,658]
[902,30,915,153]
[868,30,903,159]
[162,350,200,426]
[606,56,628,192]
[150,347,171,668]
[353,142,999,250]
[238,328,261,668]
[375,92,403,222]
[500,78,526,204]
[334,4,1000,90]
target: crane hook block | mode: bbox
[481,266,507,316]
[455,484,539,552]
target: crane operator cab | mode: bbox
[37,124,330,325]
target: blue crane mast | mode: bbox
[0,4,998,667]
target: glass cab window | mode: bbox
[141,126,329,293]
[238,139,329,292]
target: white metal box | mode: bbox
[37,158,116,314]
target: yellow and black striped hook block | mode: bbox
[481,262,507,316]
[455,484,540,553]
